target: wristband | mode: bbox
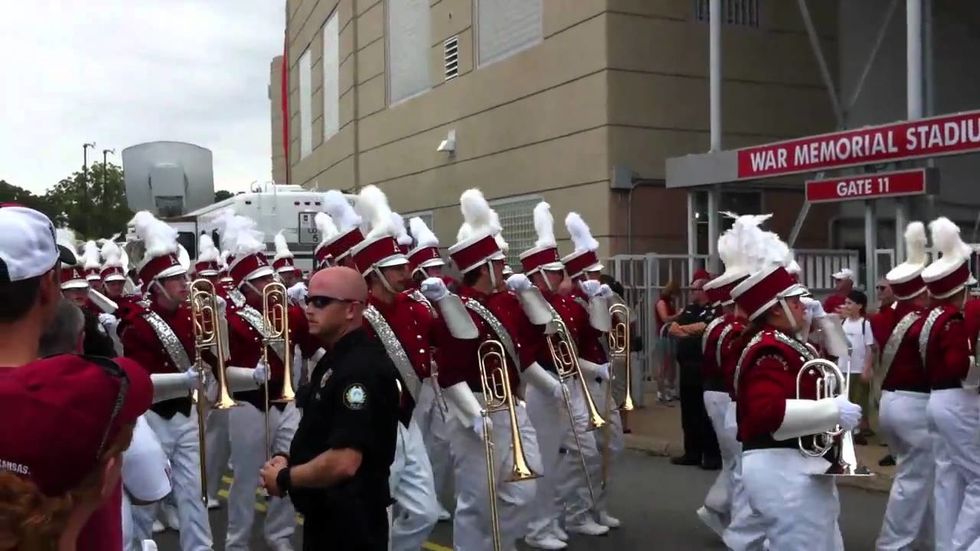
[276,467,292,497]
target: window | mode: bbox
[298,48,312,158]
[693,191,763,254]
[387,0,431,104]
[490,196,541,269]
[475,0,542,67]
[694,0,760,27]
[444,36,460,81]
[323,11,340,139]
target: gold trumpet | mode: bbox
[190,279,237,503]
[477,340,539,551]
[261,282,294,460]
[796,358,872,477]
[546,318,606,431]
[608,303,635,412]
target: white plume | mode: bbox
[82,241,101,270]
[273,231,294,261]
[197,233,219,263]
[130,211,178,258]
[929,217,971,260]
[322,190,361,232]
[226,215,266,258]
[314,212,338,245]
[720,213,773,272]
[390,212,413,246]
[355,185,397,239]
[100,237,124,268]
[565,212,598,253]
[905,221,928,266]
[489,209,508,251]
[218,250,231,271]
[533,202,556,248]
[457,188,493,242]
[409,217,439,248]
[55,228,78,254]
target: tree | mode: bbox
[45,162,132,239]
[214,190,234,203]
[0,180,61,221]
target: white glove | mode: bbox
[420,277,449,302]
[253,360,271,385]
[506,273,532,292]
[472,413,492,439]
[98,312,116,327]
[579,280,601,298]
[597,284,614,299]
[801,296,826,319]
[183,370,200,388]
[834,395,862,431]
[287,282,308,304]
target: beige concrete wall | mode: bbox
[269,56,287,185]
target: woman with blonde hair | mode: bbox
[655,279,682,402]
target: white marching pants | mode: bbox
[876,390,935,551]
[226,402,299,551]
[389,418,440,551]
[134,410,213,551]
[524,374,566,539]
[703,391,734,517]
[553,378,606,526]
[927,388,980,551]
[205,407,231,501]
[741,449,844,551]
[585,375,624,517]
[448,400,542,551]
[413,379,454,513]
[720,403,767,551]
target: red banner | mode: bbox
[737,110,980,179]
[805,169,927,203]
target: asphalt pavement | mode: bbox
[154,449,887,550]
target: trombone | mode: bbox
[796,358,872,477]
[608,303,635,412]
[261,282,295,460]
[190,279,237,504]
[545,317,605,509]
[477,340,539,551]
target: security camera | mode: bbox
[437,129,456,153]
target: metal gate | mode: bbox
[793,249,859,295]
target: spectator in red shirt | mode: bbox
[655,279,682,402]
[823,268,855,315]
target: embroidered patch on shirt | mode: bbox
[344,384,367,410]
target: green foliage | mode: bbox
[214,189,234,202]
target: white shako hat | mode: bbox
[885,222,929,300]
[349,185,409,278]
[519,201,564,276]
[562,212,602,281]
[449,188,503,274]
[222,214,273,287]
[193,233,220,277]
[390,211,413,256]
[922,216,977,299]
[488,209,508,262]
[57,228,88,290]
[99,236,128,282]
[731,221,808,322]
[131,211,186,294]
[272,231,299,275]
[82,240,102,283]
[313,212,339,270]
[407,216,444,276]
[703,213,770,307]
[320,190,364,263]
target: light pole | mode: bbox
[102,149,115,231]
[82,142,96,235]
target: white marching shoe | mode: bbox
[598,511,621,528]
[206,496,220,510]
[151,520,165,534]
[696,506,725,538]
[141,541,158,551]
[566,519,610,536]
[524,534,568,550]
[550,520,569,541]
[437,505,451,522]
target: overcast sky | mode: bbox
[0,1,285,194]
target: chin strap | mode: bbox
[150,279,176,305]
[488,263,498,291]
[778,297,799,333]
[371,266,397,294]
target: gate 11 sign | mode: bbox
[805,169,928,203]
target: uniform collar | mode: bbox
[458,285,490,302]
[329,327,370,358]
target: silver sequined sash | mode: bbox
[236,306,286,363]
[734,330,815,396]
[409,290,435,317]
[716,324,734,368]
[880,312,920,382]
[918,307,945,366]
[142,310,193,372]
[465,299,520,368]
[702,317,727,357]
[363,304,423,401]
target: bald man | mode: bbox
[261,267,400,551]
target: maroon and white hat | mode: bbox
[99,237,128,282]
[731,226,807,321]
[220,214,273,286]
[450,189,503,274]
[519,202,564,275]
[390,212,414,257]
[922,217,977,299]
[82,241,103,283]
[54,227,88,290]
[272,231,299,275]
[407,217,445,275]
[130,211,186,292]
[562,212,602,280]
[703,213,770,307]
[312,212,337,270]
[886,222,929,300]
[349,185,409,277]
[193,233,220,277]
[321,190,364,262]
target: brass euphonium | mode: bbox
[545,318,606,431]
[608,303,635,412]
[190,278,237,503]
[796,358,872,477]
[261,281,294,461]
[477,340,539,551]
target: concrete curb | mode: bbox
[624,434,894,493]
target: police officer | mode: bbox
[260,266,399,551]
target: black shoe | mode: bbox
[853,434,869,446]
[670,455,701,466]
[700,457,722,471]
[878,454,896,467]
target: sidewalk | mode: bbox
[622,391,895,493]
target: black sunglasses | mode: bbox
[875,285,886,291]
[88,356,130,460]
[307,295,354,309]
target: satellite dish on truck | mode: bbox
[122,141,215,218]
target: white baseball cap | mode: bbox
[831,268,854,281]
[0,205,77,283]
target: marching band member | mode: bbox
[349,185,440,550]
[192,234,222,287]
[730,227,860,551]
[219,214,321,551]
[321,189,366,270]
[100,237,138,306]
[423,188,542,551]
[82,240,103,289]
[406,215,455,522]
[873,221,934,550]
[312,211,338,273]
[118,211,215,551]
[56,228,92,307]
[920,217,980,551]
[272,231,302,290]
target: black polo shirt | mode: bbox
[289,328,399,551]
[674,302,716,365]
